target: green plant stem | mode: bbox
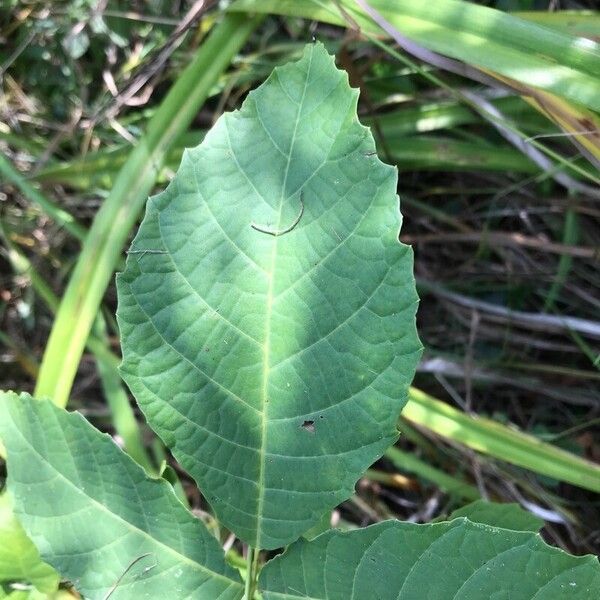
[244,546,257,600]
[34,13,262,407]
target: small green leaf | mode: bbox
[449,499,544,532]
[259,519,600,599]
[117,42,421,549]
[0,392,243,600]
[0,494,59,594]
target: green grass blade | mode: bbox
[33,131,206,191]
[34,14,261,408]
[388,136,539,174]
[364,96,542,137]
[90,315,154,472]
[404,387,600,493]
[515,10,600,38]
[384,446,480,501]
[543,206,578,312]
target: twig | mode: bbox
[103,553,155,600]
[418,279,600,339]
[251,195,304,237]
[127,249,168,259]
[97,0,216,122]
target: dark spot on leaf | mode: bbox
[301,420,315,433]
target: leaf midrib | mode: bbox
[255,46,315,549]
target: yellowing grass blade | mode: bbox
[485,70,600,170]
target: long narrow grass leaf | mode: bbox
[404,387,600,493]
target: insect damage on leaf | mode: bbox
[301,420,315,433]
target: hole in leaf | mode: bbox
[301,420,315,433]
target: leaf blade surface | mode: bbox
[259,519,600,599]
[117,43,421,549]
[0,392,243,600]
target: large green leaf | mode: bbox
[259,519,600,599]
[0,392,243,600]
[117,42,421,550]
